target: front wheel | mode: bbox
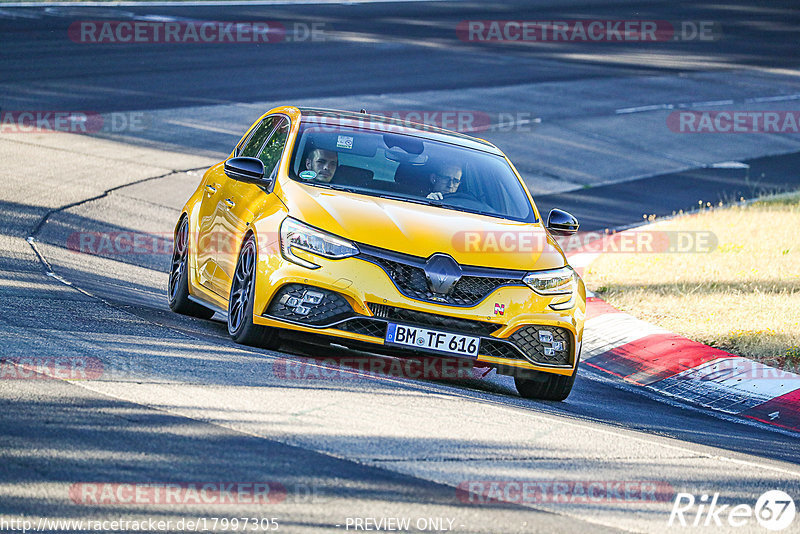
[228,234,280,349]
[168,217,215,319]
[514,368,577,401]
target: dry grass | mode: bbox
[583,192,800,372]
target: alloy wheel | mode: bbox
[228,238,256,334]
[168,218,188,303]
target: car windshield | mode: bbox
[289,122,536,222]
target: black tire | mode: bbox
[514,367,577,401]
[228,234,280,349]
[168,217,215,319]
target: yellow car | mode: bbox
[168,106,586,400]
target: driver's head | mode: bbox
[305,148,338,183]
[429,164,462,194]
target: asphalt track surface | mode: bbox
[2,0,800,112]
[1,1,800,533]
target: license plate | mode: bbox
[385,323,480,358]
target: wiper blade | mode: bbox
[378,194,437,207]
[328,184,358,193]
[305,182,358,194]
[378,194,495,217]
[435,203,496,218]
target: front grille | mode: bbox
[266,284,353,326]
[336,318,387,338]
[358,246,526,307]
[479,338,526,360]
[369,303,501,336]
[452,276,509,303]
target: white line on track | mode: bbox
[165,119,242,135]
[685,99,734,107]
[0,7,40,16]
[745,93,800,103]
[616,94,800,114]
[615,103,674,114]
[0,0,437,7]
[710,161,749,168]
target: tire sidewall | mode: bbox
[228,236,257,339]
[168,218,190,309]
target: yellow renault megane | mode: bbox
[168,106,586,400]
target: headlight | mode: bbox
[280,217,359,269]
[523,266,576,295]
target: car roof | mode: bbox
[297,107,504,156]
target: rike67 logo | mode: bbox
[669,490,796,530]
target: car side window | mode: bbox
[238,116,278,158]
[258,118,290,179]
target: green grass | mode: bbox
[583,192,800,372]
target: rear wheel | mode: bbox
[168,217,215,319]
[514,368,577,401]
[228,235,280,349]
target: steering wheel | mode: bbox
[442,191,490,210]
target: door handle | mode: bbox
[205,184,217,194]
[224,198,235,208]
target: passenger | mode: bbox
[304,148,338,183]
[426,163,463,200]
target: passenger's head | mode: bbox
[429,163,462,194]
[305,148,338,183]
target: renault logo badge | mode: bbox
[423,254,462,295]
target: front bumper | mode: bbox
[252,245,585,376]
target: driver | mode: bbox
[305,148,338,183]
[426,163,462,200]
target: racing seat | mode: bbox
[331,165,374,187]
[392,163,431,196]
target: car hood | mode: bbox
[278,181,566,271]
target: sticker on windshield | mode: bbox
[336,135,354,149]
[299,170,317,180]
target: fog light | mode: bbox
[304,291,324,305]
[267,284,354,326]
[538,330,553,343]
[280,290,325,313]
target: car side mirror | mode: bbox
[546,208,579,236]
[224,157,270,186]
